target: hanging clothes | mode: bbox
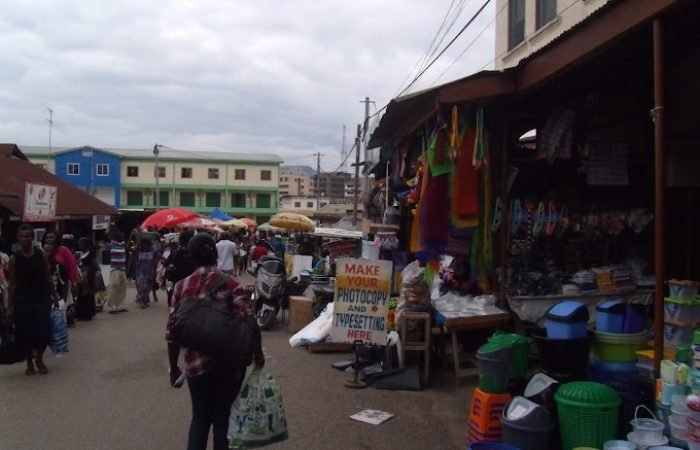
[451,122,479,219]
[420,169,451,251]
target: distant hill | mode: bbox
[281,165,316,176]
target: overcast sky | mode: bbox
[0,0,496,171]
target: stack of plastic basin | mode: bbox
[500,396,554,450]
[555,381,621,450]
[476,343,513,394]
[591,328,649,364]
[467,387,512,444]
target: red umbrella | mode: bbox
[141,208,198,230]
[179,216,221,229]
[240,217,257,229]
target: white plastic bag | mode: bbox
[228,369,288,448]
[288,302,334,347]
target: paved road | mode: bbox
[0,278,474,450]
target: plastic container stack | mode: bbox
[468,388,512,444]
[668,394,689,447]
[664,279,700,361]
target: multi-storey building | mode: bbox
[314,172,351,199]
[495,0,612,70]
[21,145,282,222]
[279,166,315,197]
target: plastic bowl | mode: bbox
[670,418,689,440]
[603,440,636,450]
[671,394,688,410]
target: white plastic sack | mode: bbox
[228,369,288,448]
[288,302,334,347]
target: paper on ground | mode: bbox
[350,409,395,425]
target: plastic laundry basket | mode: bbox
[555,381,621,450]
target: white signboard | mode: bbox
[92,215,110,230]
[331,258,393,345]
[24,183,57,222]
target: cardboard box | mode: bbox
[288,296,315,333]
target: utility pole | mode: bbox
[313,152,323,214]
[47,108,53,172]
[359,97,375,192]
[153,144,161,210]
[352,124,361,226]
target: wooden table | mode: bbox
[434,311,511,381]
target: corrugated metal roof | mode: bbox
[18,145,283,164]
[0,155,118,218]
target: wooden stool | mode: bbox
[399,312,431,385]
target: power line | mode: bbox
[432,0,507,85]
[395,0,493,98]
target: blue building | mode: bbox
[52,146,122,208]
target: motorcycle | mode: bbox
[248,255,289,330]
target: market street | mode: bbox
[0,279,473,450]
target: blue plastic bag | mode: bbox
[49,307,69,356]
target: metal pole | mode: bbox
[47,108,53,172]
[315,152,321,212]
[361,97,371,192]
[352,124,361,226]
[652,19,666,373]
[154,144,161,210]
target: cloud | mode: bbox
[0,0,496,170]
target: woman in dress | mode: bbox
[5,224,57,375]
[129,238,157,308]
[75,237,98,320]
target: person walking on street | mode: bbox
[163,230,196,307]
[215,233,236,276]
[75,237,99,321]
[5,224,58,375]
[129,238,158,309]
[167,233,264,450]
[106,230,128,314]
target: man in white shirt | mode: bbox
[216,233,236,275]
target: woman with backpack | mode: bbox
[166,233,264,450]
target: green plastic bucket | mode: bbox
[555,382,621,450]
[488,332,532,380]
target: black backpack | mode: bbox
[168,274,256,367]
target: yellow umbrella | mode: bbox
[221,218,248,229]
[269,212,315,231]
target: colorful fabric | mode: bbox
[169,266,253,377]
[109,241,126,271]
[54,245,81,283]
[452,123,480,219]
[427,127,454,177]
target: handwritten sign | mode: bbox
[331,258,393,345]
[24,183,57,222]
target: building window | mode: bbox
[159,191,170,207]
[96,164,109,176]
[536,0,557,29]
[294,202,301,208]
[234,169,246,180]
[180,191,195,207]
[231,193,246,208]
[206,192,221,207]
[208,168,219,179]
[127,166,139,177]
[307,202,314,208]
[181,167,193,179]
[508,0,526,50]
[67,163,80,176]
[261,170,271,181]
[155,167,166,178]
[256,193,271,209]
[126,191,143,205]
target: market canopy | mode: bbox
[221,218,248,229]
[310,227,363,240]
[270,212,315,232]
[141,208,198,230]
[208,207,232,221]
[240,217,257,229]
[258,222,283,232]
